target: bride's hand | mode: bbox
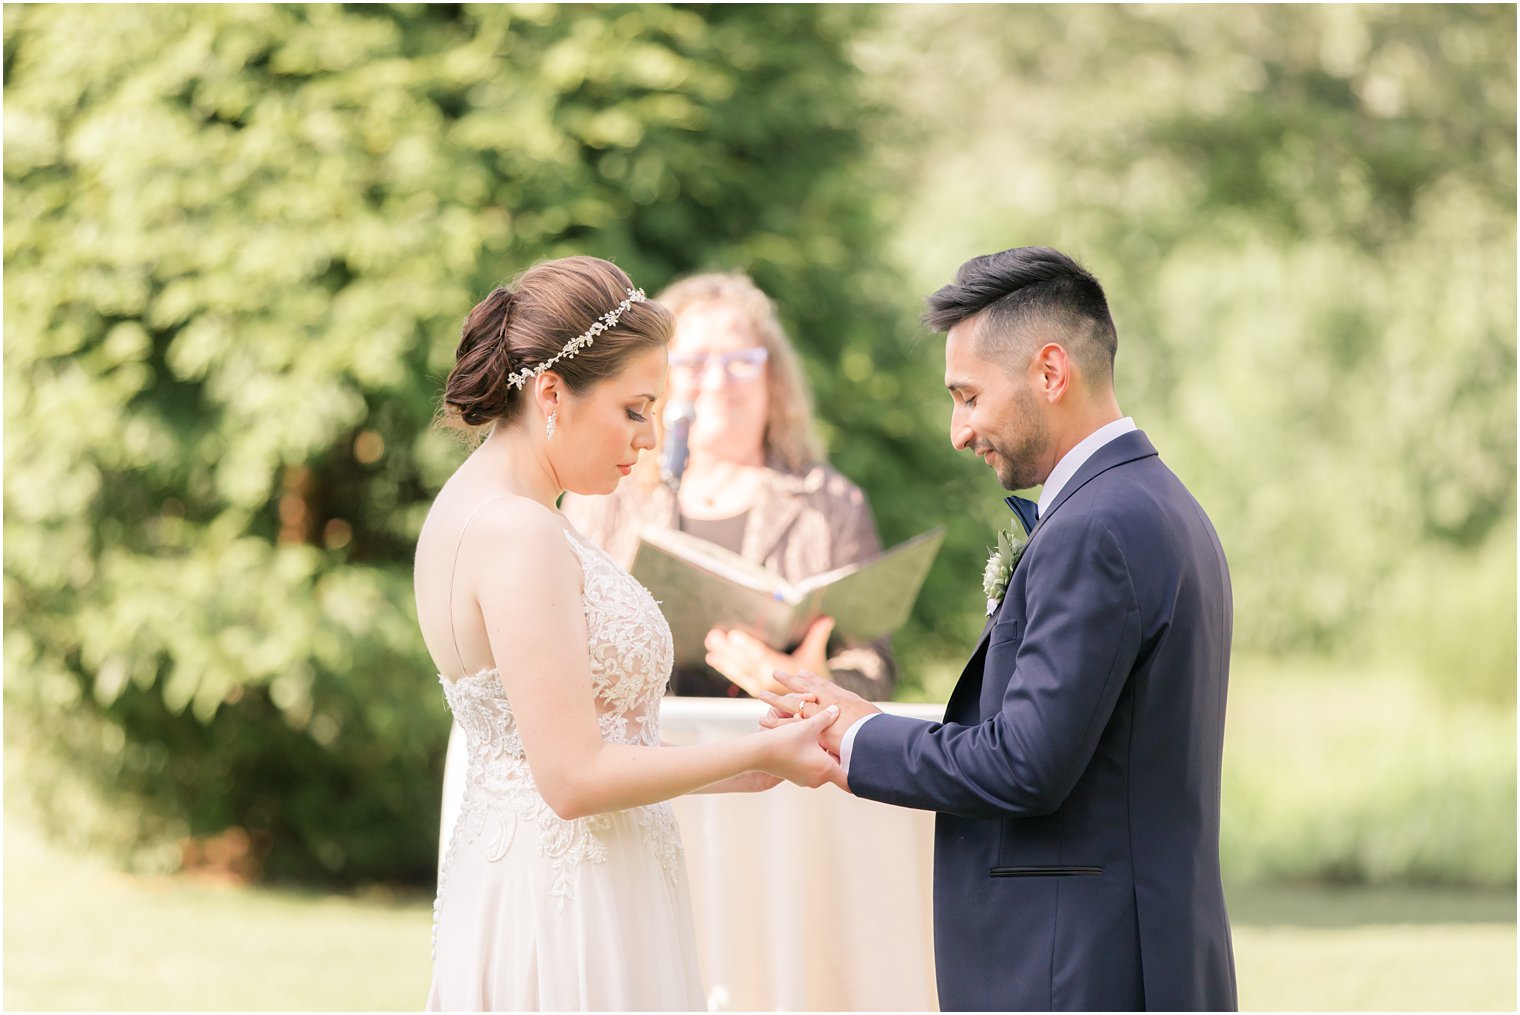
[756,705,843,789]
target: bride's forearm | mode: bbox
[544,736,769,818]
[658,741,765,794]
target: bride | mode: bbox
[415,255,842,1011]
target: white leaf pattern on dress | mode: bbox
[431,527,682,962]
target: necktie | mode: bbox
[1005,495,1039,537]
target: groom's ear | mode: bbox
[1032,342,1072,403]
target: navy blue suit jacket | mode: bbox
[850,431,1237,1011]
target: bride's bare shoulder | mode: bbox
[465,495,577,572]
[420,492,571,565]
[475,495,564,538]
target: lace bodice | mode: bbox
[435,527,682,943]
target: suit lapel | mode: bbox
[945,430,1159,721]
[944,634,990,721]
[1034,429,1158,530]
[996,429,1157,556]
[947,592,1006,719]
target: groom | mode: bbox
[767,247,1237,1010]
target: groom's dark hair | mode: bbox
[924,246,1118,384]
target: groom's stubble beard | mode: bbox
[986,383,1049,491]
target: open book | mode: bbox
[629,526,945,669]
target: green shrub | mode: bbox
[859,5,1517,658]
[1365,522,1517,707]
[3,3,943,884]
[1221,658,1516,887]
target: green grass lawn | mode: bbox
[5,810,1513,1011]
[1229,883,1515,1011]
[4,812,433,1011]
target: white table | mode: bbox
[440,698,943,1012]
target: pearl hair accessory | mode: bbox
[504,287,647,391]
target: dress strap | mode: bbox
[446,494,515,677]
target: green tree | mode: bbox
[3,3,959,883]
[857,4,1517,666]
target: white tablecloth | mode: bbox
[439,697,943,1012]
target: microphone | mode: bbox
[660,400,696,489]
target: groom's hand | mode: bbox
[758,669,879,757]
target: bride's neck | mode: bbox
[474,423,562,510]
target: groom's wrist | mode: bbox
[837,713,879,779]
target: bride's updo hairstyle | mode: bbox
[442,256,673,429]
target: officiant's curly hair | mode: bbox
[441,256,674,431]
[924,246,1118,383]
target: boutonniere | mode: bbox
[982,520,1030,616]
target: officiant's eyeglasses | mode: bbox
[670,348,769,384]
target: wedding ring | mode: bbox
[795,698,810,719]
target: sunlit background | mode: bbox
[4,5,1515,1010]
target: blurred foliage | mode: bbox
[1370,519,1516,706]
[1221,658,1515,887]
[3,4,1515,887]
[3,2,926,883]
[855,4,1517,677]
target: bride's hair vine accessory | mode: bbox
[504,287,647,391]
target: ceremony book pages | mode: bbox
[629,526,945,669]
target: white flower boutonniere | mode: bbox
[982,520,1031,616]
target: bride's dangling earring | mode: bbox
[545,410,558,441]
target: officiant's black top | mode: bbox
[676,510,748,555]
[670,510,750,696]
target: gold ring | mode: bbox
[795,698,810,719]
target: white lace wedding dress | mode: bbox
[426,526,706,1011]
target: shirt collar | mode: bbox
[1035,417,1137,518]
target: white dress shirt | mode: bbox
[838,417,1138,778]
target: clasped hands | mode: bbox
[753,669,883,793]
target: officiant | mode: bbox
[561,271,896,700]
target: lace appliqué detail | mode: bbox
[431,528,681,960]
